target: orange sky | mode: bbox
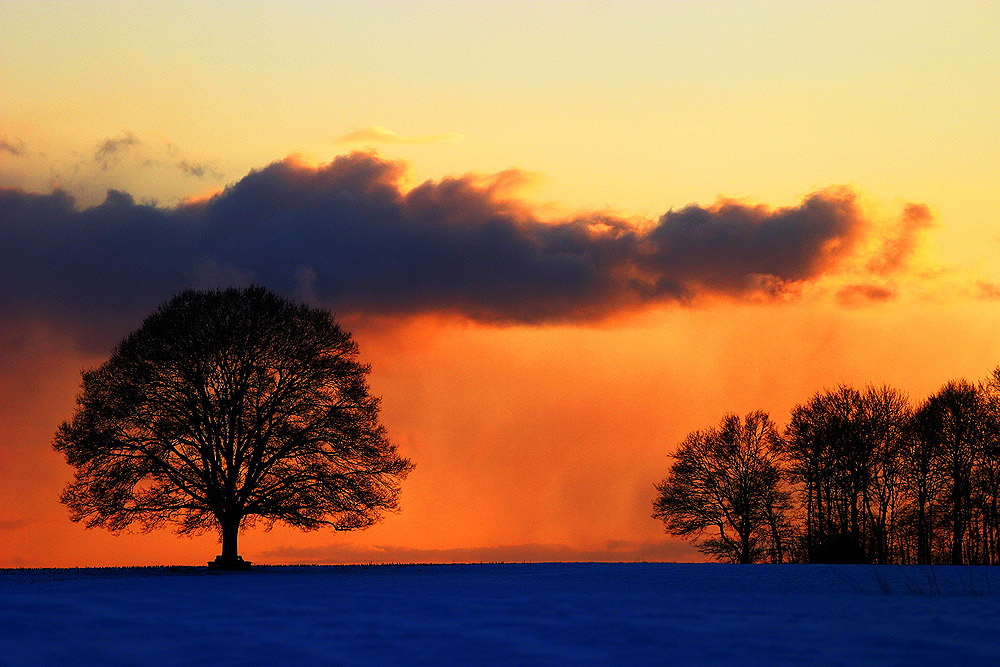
[6,298,1000,567]
[1,1,999,566]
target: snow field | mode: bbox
[2,563,1000,666]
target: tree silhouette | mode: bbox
[663,371,1000,565]
[860,385,910,564]
[53,287,413,568]
[653,412,790,564]
[784,386,865,563]
[911,380,987,565]
[784,385,910,563]
[977,368,1000,563]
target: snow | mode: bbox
[2,563,1000,666]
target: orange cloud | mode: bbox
[836,283,897,307]
[866,203,935,276]
[335,125,465,145]
[181,187,225,206]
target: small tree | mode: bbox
[653,412,791,564]
[54,286,413,568]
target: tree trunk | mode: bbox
[952,465,964,566]
[222,517,240,562]
[209,516,251,569]
[739,528,752,564]
[991,492,998,565]
[916,455,931,565]
[805,478,814,562]
[767,506,783,564]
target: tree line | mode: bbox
[653,370,1000,565]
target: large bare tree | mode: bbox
[653,412,791,564]
[54,287,413,568]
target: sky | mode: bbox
[1,1,999,567]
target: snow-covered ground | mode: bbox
[2,562,999,666]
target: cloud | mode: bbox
[176,159,224,180]
[0,518,33,531]
[88,131,223,182]
[0,137,27,156]
[256,540,699,564]
[94,131,140,170]
[0,151,928,351]
[336,125,464,145]
[979,282,1000,300]
[866,203,934,275]
[836,283,897,306]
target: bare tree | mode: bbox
[783,385,911,563]
[911,380,987,565]
[784,386,868,562]
[977,368,1000,563]
[54,287,413,568]
[899,407,941,564]
[653,412,791,564]
[860,385,910,564]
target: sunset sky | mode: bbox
[2,1,999,566]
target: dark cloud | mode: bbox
[0,152,905,351]
[256,539,699,564]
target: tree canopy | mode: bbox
[54,286,413,567]
[653,412,791,564]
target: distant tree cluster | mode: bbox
[654,369,1000,565]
